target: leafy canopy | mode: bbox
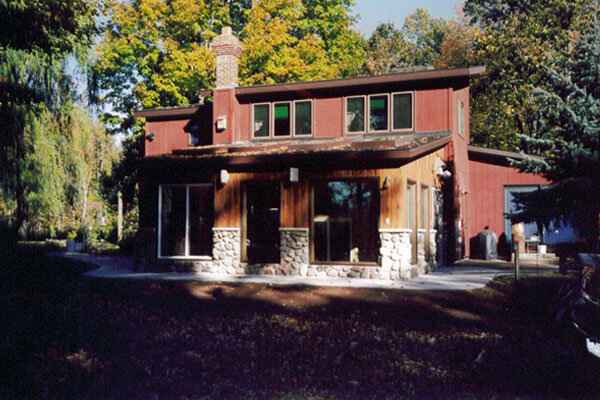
[96,0,364,132]
[364,8,452,75]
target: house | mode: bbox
[133,27,553,280]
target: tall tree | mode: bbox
[464,0,594,150]
[0,0,100,236]
[510,25,600,250]
[364,9,448,75]
[364,23,412,75]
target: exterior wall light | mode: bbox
[146,131,155,141]
[216,116,227,131]
[381,176,390,190]
[219,169,230,185]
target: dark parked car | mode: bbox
[571,253,600,358]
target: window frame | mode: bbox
[391,91,415,132]
[406,179,417,264]
[367,93,390,133]
[310,177,381,265]
[251,102,272,140]
[157,183,214,260]
[344,95,367,135]
[293,99,314,137]
[272,101,292,138]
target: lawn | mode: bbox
[1,245,599,400]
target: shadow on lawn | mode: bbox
[2,244,599,400]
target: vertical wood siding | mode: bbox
[467,159,548,255]
[211,150,443,229]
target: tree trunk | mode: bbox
[80,169,92,226]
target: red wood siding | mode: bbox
[314,97,343,137]
[145,119,191,156]
[467,159,548,256]
[213,89,235,144]
[415,88,449,132]
[238,103,250,141]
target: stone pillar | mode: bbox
[279,228,309,276]
[417,229,427,268]
[212,228,241,274]
[379,229,412,280]
[429,229,437,267]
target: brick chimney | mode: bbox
[210,26,243,89]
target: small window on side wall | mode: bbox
[294,100,312,135]
[369,94,388,131]
[253,104,270,138]
[393,92,413,131]
[346,96,365,133]
[274,102,291,136]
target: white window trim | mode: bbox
[251,102,271,140]
[157,183,214,260]
[272,101,292,138]
[344,95,367,134]
[367,93,390,133]
[391,91,415,132]
[293,99,314,137]
[457,99,465,138]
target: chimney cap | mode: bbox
[221,26,232,35]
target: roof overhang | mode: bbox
[235,66,486,97]
[468,145,544,166]
[132,98,212,119]
[141,132,451,171]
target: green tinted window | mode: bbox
[274,103,291,136]
[393,93,412,130]
[346,97,365,132]
[369,95,388,131]
[253,104,270,137]
[294,101,312,135]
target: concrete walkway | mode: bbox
[51,252,556,291]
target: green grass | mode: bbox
[1,245,598,400]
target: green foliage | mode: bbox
[510,26,600,249]
[96,0,364,132]
[240,0,353,85]
[465,0,594,150]
[364,9,449,75]
[0,0,105,239]
[0,0,99,55]
[6,103,118,239]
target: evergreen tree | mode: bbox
[511,26,600,250]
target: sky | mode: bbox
[353,0,460,37]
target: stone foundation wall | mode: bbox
[158,226,435,281]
